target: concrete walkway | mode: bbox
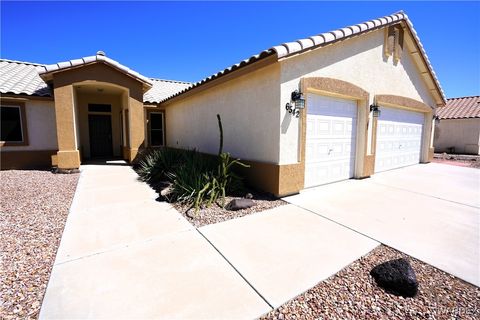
[40,163,379,319]
[40,164,270,319]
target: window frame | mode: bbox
[0,101,29,147]
[147,110,165,147]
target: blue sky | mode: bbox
[1,1,479,98]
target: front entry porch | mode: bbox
[37,54,152,170]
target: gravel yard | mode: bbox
[432,158,480,169]
[171,192,286,228]
[433,153,480,169]
[0,170,78,319]
[263,245,480,320]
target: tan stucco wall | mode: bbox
[1,150,57,169]
[76,91,123,159]
[163,62,281,163]
[1,99,58,151]
[434,118,480,155]
[279,28,436,165]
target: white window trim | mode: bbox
[1,104,25,143]
[149,112,165,147]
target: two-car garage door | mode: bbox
[374,107,424,173]
[305,94,425,188]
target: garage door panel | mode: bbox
[305,94,357,188]
[375,107,424,173]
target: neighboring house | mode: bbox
[0,11,445,196]
[434,96,480,155]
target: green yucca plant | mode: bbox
[137,147,183,183]
[135,114,250,214]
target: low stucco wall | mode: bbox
[164,62,281,163]
[2,99,58,152]
[279,28,436,165]
[434,118,480,155]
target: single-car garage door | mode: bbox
[305,94,357,188]
[375,107,424,173]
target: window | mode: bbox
[149,112,164,146]
[88,104,111,113]
[1,105,25,143]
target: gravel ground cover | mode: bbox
[263,245,480,320]
[432,158,480,169]
[171,191,286,228]
[0,170,79,319]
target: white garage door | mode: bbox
[305,94,357,188]
[375,107,424,173]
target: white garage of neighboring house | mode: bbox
[434,96,480,155]
[0,11,445,197]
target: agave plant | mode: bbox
[137,147,183,183]
[135,114,250,214]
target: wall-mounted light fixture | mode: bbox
[286,90,305,118]
[370,104,381,117]
[433,114,440,125]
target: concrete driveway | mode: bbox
[285,163,480,286]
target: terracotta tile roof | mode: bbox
[0,59,51,97]
[36,52,154,88]
[160,11,446,105]
[438,96,480,119]
[0,58,189,103]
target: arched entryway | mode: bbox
[38,56,152,169]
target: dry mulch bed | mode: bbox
[0,170,79,319]
[263,245,480,320]
[171,191,286,228]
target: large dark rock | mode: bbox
[225,198,255,211]
[370,258,418,297]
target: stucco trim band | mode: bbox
[375,94,432,113]
[301,77,369,101]
[1,150,57,169]
[237,159,303,197]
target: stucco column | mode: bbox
[424,111,435,162]
[127,96,145,162]
[53,84,81,169]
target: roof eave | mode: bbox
[37,56,153,91]
[159,52,276,105]
[159,11,446,106]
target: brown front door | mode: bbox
[88,114,113,158]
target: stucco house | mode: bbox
[0,11,445,196]
[434,96,480,155]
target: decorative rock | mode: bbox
[158,182,173,197]
[53,168,80,174]
[370,258,418,297]
[225,198,255,211]
[245,193,253,199]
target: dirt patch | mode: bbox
[170,191,286,228]
[0,170,79,319]
[262,245,480,320]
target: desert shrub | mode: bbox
[137,147,184,183]
[165,149,216,202]
[135,114,249,213]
